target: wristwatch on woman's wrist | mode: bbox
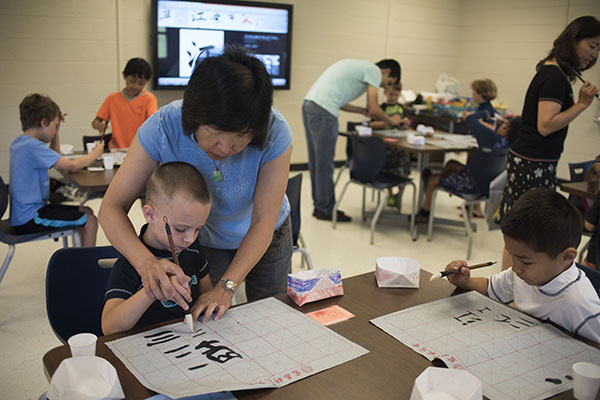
[218,278,237,293]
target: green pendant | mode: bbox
[213,170,223,181]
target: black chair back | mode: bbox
[467,149,507,198]
[0,175,8,220]
[569,160,595,182]
[568,160,595,215]
[82,133,112,152]
[286,174,303,247]
[46,246,120,343]
[348,135,387,183]
[597,221,600,268]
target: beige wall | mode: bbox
[1,0,599,179]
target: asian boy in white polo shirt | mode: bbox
[444,188,600,343]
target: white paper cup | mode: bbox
[103,156,114,170]
[573,362,600,400]
[86,142,97,154]
[68,333,97,357]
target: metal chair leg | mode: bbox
[294,248,314,270]
[409,182,417,241]
[427,187,439,241]
[298,234,307,269]
[334,165,347,189]
[333,181,351,229]
[370,190,387,245]
[72,231,81,247]
[460,202,473,260]
[0,244,15,285]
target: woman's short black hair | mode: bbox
[537,16,600,80]
[500,188,582,259]
[182,45,273,148]
[123,58,152,80]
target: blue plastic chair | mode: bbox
[0,175,80,287]
[333,134,417,244]
[46,246,120,343]
[286,174,313,270]
[428,149,507,259]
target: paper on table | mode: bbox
[106,297,368,398]
[86,167,104,172]
[306,305,355,326]
[47,356,124,400]
[375,257,420,288]
[409,367,482,400]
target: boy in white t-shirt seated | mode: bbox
[444,188,600,343]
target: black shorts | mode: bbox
[14,204,87,234]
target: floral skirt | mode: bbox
[496,150,558,223]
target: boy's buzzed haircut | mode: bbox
[146,162,211,206]
[471,79,498,101]
[501,188,582,258]
[19,93,61,131]
[376,59,401,80]
[123,57,152,80]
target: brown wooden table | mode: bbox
[560,180,599,200]
[56,163,118,205]
[42,270,591,399]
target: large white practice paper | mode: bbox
[106,297,368,398]
[371,291,600,400]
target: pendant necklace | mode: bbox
[212,159,223,181]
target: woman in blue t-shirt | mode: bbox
[498,16,599,269]
[99,46,293,322]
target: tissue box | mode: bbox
[375,257,420,288]
[409,367,482,400]
[287,268,343,306]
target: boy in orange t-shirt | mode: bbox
[92,57,157,149]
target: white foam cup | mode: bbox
[86,142,97,154]
[68,333,97,357]
[573,362,600,400]
[103,156,114,170]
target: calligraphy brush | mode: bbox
[572,69,600,100]
[429,261,497,282]
[164,216,194,333]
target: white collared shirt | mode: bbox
[488,263,600,343]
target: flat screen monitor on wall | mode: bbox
[152,0,293,90]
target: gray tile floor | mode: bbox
[0,169,525,398]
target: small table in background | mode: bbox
[560,181,599,200]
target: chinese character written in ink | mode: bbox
[494,313,535,329]
[454,311,482,326]
[194,339,243,363]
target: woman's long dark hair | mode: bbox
[536,15,600,81]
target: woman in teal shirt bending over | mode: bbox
[99,46,293,323]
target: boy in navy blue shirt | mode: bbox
[9,93,104,246]
[102,162,213,334]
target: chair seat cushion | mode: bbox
[354,173,412,190]
[0,219,75,245]
[437,186,483,202]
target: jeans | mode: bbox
[200,216,292,302]
[302,100,339,214]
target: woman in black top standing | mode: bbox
[498,16,600,269]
